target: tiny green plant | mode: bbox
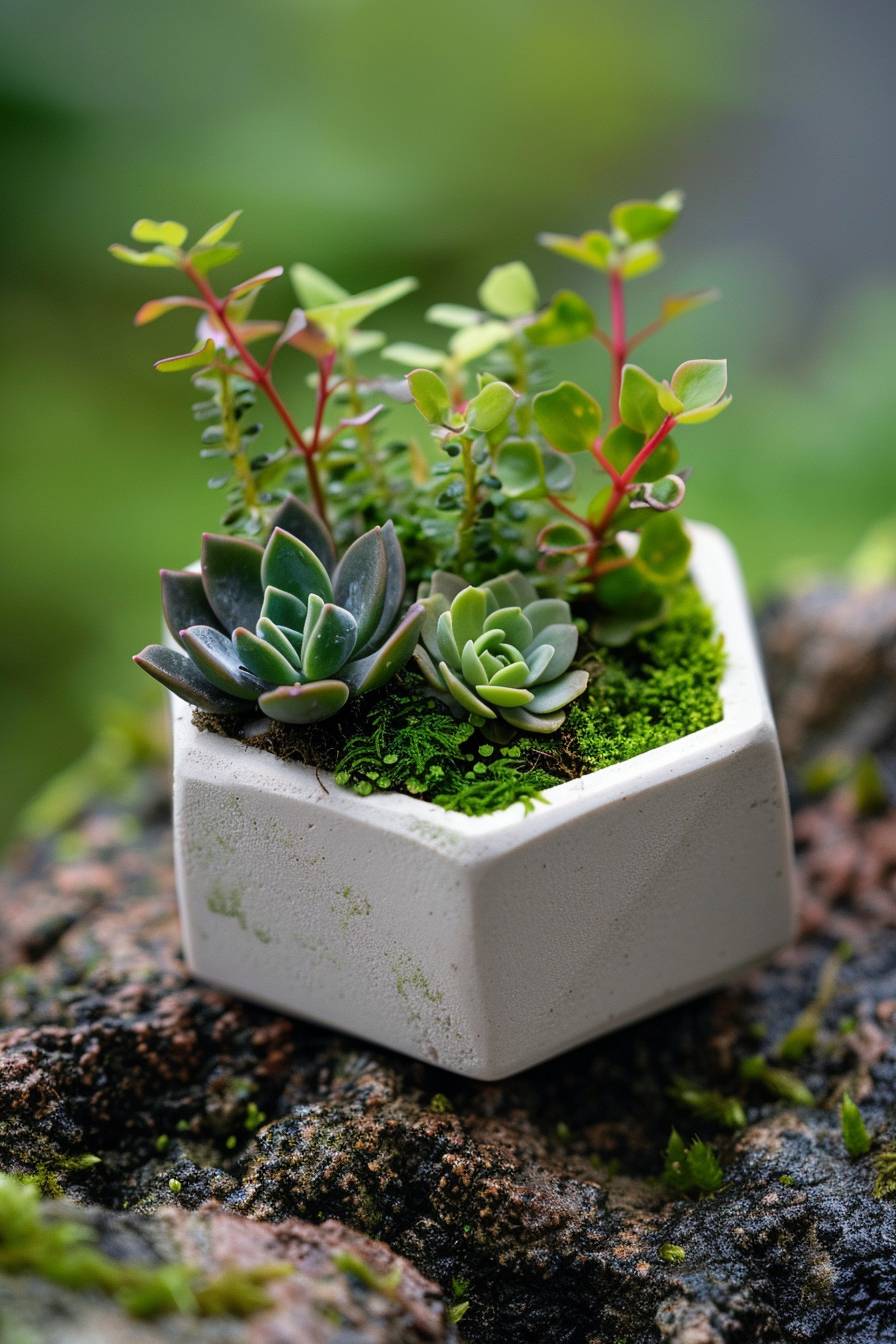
[662,1130,724,1196]
[659,1243,686,1264]
[840,1093,872,1158]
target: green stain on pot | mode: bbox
[391,952,443,1006]
[333,886,371,931]
[206,885,247,931]
[253,926,272,944]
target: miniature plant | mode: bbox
[413,570,588,734]
[134,494,424,723]
[840,1093,871,1158]
[662,1130,724,1196]
[668,1077,746,1131]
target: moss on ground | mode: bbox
[196,581,723,817]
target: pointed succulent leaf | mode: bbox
[135,295,203,326]
[332,527,387,650]
[194,210,242,249]
[473,629,505,656]
[461,640,487,686]
[480,650,504,679]
[201,534,263,633]
[524,624,579,681]
[302,599,358,680]
[428,571,468,602]
[439,662,496,719]
[490,660,530,688]
[449,320,512,365]
[525,291,595,346]
[262,527,333,604]
[526,669,589,713]
[154,339,216,374]
[289,263,349,308]
[602,423,679,481]
[161,569,222,648]
[259,680,350,724]
[407,368,451,424]
[478,262,538,318]
[261,585,308,632]
[233,627,299,686]
[267,494,337,573]
[671,358,728,413]
[412,644,447,691]
[619,364,666,434]
[482,570,538,607]
[499,705,567,734]
[426,303,482,328]
[525,598,573,636]
[635,512,692,585]
[450,586,490,653]
[675,396,732,425]
[420,592,448,661]
[533,381,602,453]
[465,380,516,433]
[538,229,614,272]
[179,626,267,699]
[257,616,303,670]
[483,606,533,651]
[340,602,425,695]
[610,191,683,243]
[134,644,250,714]
[523,644,555,685]
[355,521,406,657]
[132,218,187,248]
[436,610,461,670]
[477,683,534,709]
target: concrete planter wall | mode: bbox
[170,522,796,1079]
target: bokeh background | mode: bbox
[2,0,894,841]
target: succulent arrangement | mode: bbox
[112,191,729,802]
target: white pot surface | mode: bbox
[170,522,796,1079]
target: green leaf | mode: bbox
[675,396,732,426]
[542,445,575,495]
[262,527,334,604]
[841,1092,872,1158]
[662,289,720,322]
[636,513,691,585]
[525,290,595,347]
[301,597,359,679]
[260,585,307,633]
[131,218,188,248]
[538,229,614,271]
[200,533,264,632]
[179,626,266,699]
[538,520,591,552]
[671,359,728,412]
[190,243,242,274]
[466,380,516,433]
[332,527,387,650]
[347,329,386,355]
[259,680,350,724]
[195,210,242,249]
[133,644,248,715]
[154,338,216,374]
[232,627,300,686]
[307,276,418,344]
[449,320,512,365]
[619,364,666,434]
[610,190,683,243]
[134,295,203,326]
[478,261,539,318]
[160,569,222,648]
[408,368,451,423]
[495,439,547,499]
[108,244,178,269]
[533,381,602,453]
[618,241,663,279]
[381,342,446,369]
[602,424,679,482]
[340,602,426,695]
[226,267,284,301]
[289,263,349,308]
[267,493,337,573]
[426,303,482,329]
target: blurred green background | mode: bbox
[1,0,894,840]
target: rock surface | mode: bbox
[2,591,896,1342]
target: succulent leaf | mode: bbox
[258,680,350,725]
[179,625,269,700]
[332,527,387,651]
[267,494,337,574]
[301,596,359,680]
[526,669,590,713]
[161,570,222,649]
[439,662,496,719]
[523,623,579,682]
[256,617,304,671]
[260,585,308,633]
[340,602,426,695]
[355,520,406,657]
[233,627,299,685]
[200,534,264,633]
[133,645,250,715]
[261,527,334,604]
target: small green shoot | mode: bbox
[662,1130,724,1196]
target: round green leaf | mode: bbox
[525,291,595,347]
[533,381,602,453]
[408,368,450,423]
[610,191,683,243]
[635,512,692,585]
[618,365,666,434]
[675,395,732,425]
[426,303,482,328]
[495,439,545,499]
[670,359,728,412]
[466,380,516,433]
[602,424,679,482]
[131,218,188,248]
[538,520,591,552]
[478,262,538,318]
[448,320,512,365]
[618,242,662,280]
[537,230,613,271]
[109,244,178,268]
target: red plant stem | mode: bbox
[590,414,676,542]
[184,264,332,532]
[546,494,592,528]
[609,268,626,426]
[592,441,622,483]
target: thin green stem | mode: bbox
[458,436,479,572]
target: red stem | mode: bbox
[546,494,592,529]
[184,263,332,532]
[590,414,676,541]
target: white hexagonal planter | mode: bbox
[170,522,796,1079]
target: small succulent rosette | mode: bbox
[413,570,588,734]
[135,496,424,724]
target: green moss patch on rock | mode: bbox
[194,581,723,817]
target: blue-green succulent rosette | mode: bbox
[134,496,424,724]
[414,569,589,734]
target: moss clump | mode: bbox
[196,581,723,817]
[0,1173,290,1319]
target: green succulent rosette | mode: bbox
[134,496,424,725]
[413,569,588,734]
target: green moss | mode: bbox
[0,1173,289,1319]
[198,580,723,817]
